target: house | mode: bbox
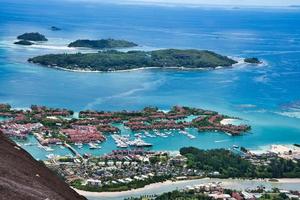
[86,179,101,187]
[209,193,231,200]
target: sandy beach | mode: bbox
[220,118,237,125]
[75,178,300,200]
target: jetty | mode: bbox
[64,142,82,159]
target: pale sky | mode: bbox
[66,0,300,7]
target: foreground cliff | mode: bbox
[0,132,86,200]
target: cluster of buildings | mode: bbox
[124,120,188,131]
[193,115,250,135]
[61,125,106,143]
[0,104,251,154]
[268,145,300,160]
[247,145,300,162]
[184,183,300,200]
[0,123,43,139]
[45,150,202,188]
[30,105,73,117]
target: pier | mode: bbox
[64,142,82,159]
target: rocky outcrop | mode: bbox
[0,132,87,200]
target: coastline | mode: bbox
[74,178,300,199]
[29,57,248,73]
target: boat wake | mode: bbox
[275,100,300,119]
[84,78,165,110]
[214,139,230,143]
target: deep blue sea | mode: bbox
[1,0,300,159]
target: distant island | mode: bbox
[50,26,61,31]
[14,40,34,46]
[68,39,138,49]
[28,49,238,72]
[17,32,48,41]
[244,57,262,64]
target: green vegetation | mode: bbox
[126,190,213,200]
[14,40,34,46]
[71,175,170,192]
[240,146,249,153]
[17,32,48,41]
[28,49,237,72]
[244,57,261,64]
[180,147,300,178]
[0,104,11,112]
[258,192,295,200]
[127,190,297,200]
[68,39,137,49]
[58,157,74,162]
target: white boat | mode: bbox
[145,132,156,138]
[46,154,58,159]
[44,146,54,152]
[24,143,34,146]
[129,138,152,147]
[15,142,22,147]
[134,133,141,137]
[117,143,128,148]
[89,142,100,149]
[187,134,196,139]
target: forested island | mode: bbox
[68,39,138,49]
[17,32,48,41]
[28,49,238,72]
[14,40,34,46]
[50,26,61,31]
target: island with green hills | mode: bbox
[68,39,138,49]
[14,40,34,46]
[14,32,48,46]
[28,49,238,72]
[17,32,48,41]
[50,26,61,31]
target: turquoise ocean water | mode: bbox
[0,0,300,160]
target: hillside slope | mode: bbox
[0,132,87,200]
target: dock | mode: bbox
[64,142,82,159]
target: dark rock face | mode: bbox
[0,132,87,200]
[244,57,261,64]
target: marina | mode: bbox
[0,104,253,160]
[1,1,300,199]
[0,1,300,156]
